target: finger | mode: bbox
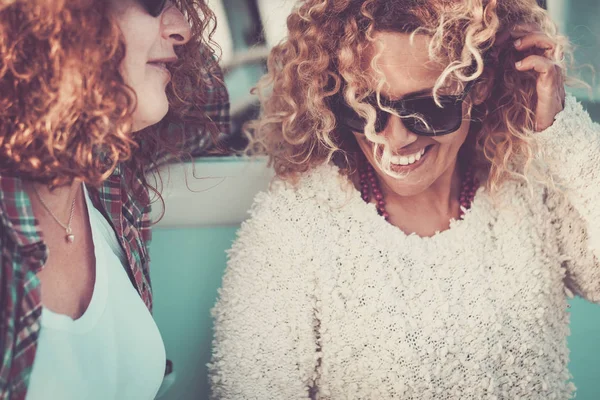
[510,23,542,37]
[515,55,557,76]
[516,55,563,101]
[514,32,555,53]
[515,54,564,117]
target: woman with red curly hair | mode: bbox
[0,0,228,398]
[210,0,599,398]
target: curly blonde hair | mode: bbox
[249,0,569,192]
[0,0,225,192]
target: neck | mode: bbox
[356,156,478,237]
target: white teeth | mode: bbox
[390,148,426,166]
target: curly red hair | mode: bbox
[0,0,225,189]
[249,0,571,192]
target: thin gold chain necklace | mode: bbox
[33,184,79,244]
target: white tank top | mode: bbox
[27,186,166,400]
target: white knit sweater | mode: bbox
[209,96,600,400]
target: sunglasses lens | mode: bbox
[336,105,363,132]
[402,96,463,135]
[141,0,167,16]
[335,101,390,134]
[374,110,390,133]
[336,94,465,136]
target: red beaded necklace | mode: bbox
[358,157,480,222]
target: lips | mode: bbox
[147,61,168,70]
[147,57,178,76]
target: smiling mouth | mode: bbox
[390,148,426,166]
[381,144,434,171]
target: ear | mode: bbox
[471,68,495,106]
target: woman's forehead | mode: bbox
[364,31,446,98]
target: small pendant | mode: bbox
[66,227,74,243]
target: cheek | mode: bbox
[120,38,156,89]
[435,106,473,155]
[119,58,145,90]
[436,131,468,154]
[114,15,159,86]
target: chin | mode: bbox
[131,102,169,132]
[388,182,431,197]
[380,171,435,197]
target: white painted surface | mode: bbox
[207,0,234,64]
[257,0,297,46]
[209,0,296,62]
[547,0,568,35]
[149,157,274,228]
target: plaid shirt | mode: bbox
[0,68,229,400]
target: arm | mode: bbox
[536,95,600,302]
[209,194,317,399]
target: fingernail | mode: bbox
[516,61,522,68]
[514,39,521,48]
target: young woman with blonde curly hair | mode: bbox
[210,0,599,398]
[0,0,228,398]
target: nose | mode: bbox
[161,5,192,46]
[384,114,419,150]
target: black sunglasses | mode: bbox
[140,0,168,17]
[333,80,476,136]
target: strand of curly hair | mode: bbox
[247,0,572,193]
[0,0,224,205]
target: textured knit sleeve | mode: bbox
[208,191,318,399]
[536,95,600,302]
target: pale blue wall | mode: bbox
[151,227,234,400]
[569,298,600,399]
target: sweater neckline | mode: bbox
[323,163,486,244]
